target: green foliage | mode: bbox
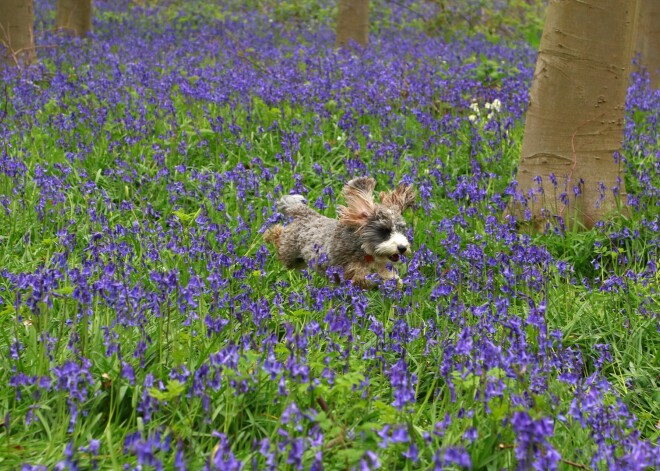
[1,0,658,469]
[424,0,547,46]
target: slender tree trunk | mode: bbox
[511,0,639,231]
[336,0,369,48]
[0,0,35,67]
[56,0,93,37]
[635,0,660,88]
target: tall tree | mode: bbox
[511,0,639,231]
[635,0,660,88]
[336,0,369,48]
[56,0,93,37]
[0,0,35,67]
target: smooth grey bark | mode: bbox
[0,0,35,67]
[336,0,369,48]
[56,0,93,37]
[511,0,639,231]
[635,0,660,88]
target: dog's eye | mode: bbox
[378,227,392,238]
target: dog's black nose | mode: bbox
[397,245,407,254]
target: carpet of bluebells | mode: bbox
[2,1,660,469]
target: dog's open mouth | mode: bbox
[388,254,400,262]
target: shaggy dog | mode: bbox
[265,177,415,288]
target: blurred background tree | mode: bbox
[634,0,659,88]
[336,0,369,47]
[56,0,93,36]
[0,0,35,67]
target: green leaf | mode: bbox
[54,286,75,296]
[373,400,397,422]
[0,305,15,317]
[149,380,186,402]
[173,208,201,226]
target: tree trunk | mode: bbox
[56,0,93,37]
[336,0,369,48]
[511,0,639,231]
[0,0,35,67]
[635,0,660,88]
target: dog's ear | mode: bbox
[380,184,416,211]
[343,177,376,196]
[339,179,376,228]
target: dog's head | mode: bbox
[338,177,416,262]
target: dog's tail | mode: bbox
[263,224,283,248]
[277,194,308,216]
[265,195,313,248]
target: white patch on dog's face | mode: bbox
[373,232,410,262]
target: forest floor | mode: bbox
[1,1,659,469]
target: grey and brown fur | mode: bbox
[264,177,416,288]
